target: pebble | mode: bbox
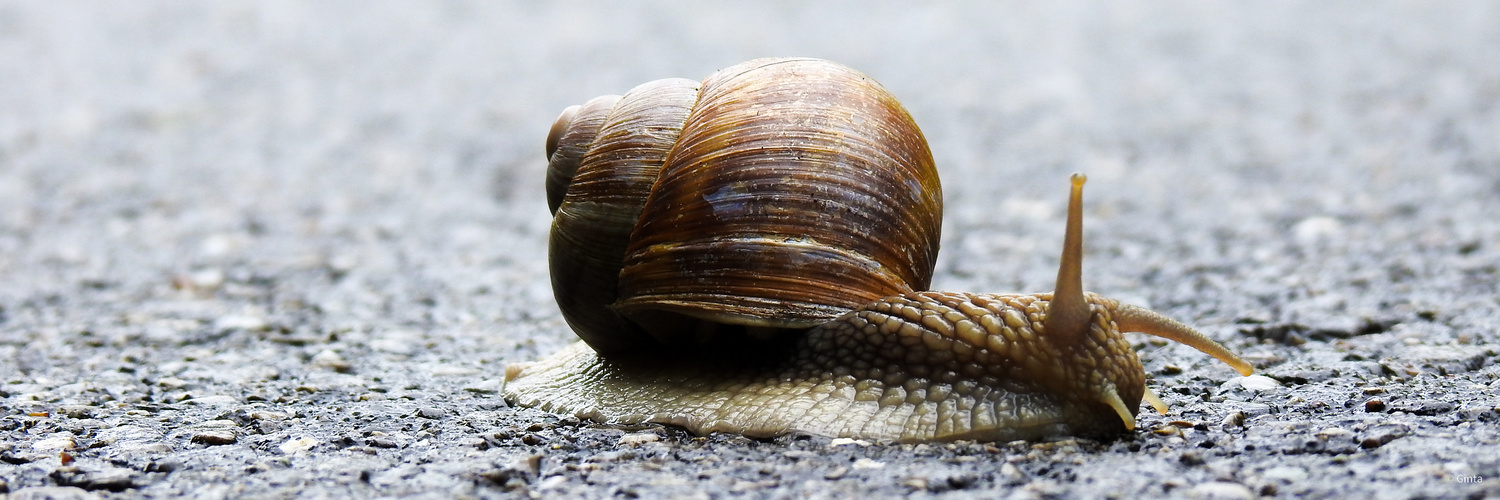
[366,433,402,449]
[58,405,95,419]
[1315,427,1353,440]
[156,377,189,390]
[192,430,237,446]
[279,437,318,454]
[214,314,269,332]
[536,475,567,490]
[999,462,1026,483]
[416,407,445,419]
[32,434,77,451]
[783,450,818,460]
[823,467,849,480]
[1388,399,1455,416]
[50,465,137,492]
[1236,375,1281,391]
[1188,481,1255,500]
[464,379,502,393]
[184,395,238,406]
[1261,466,1308,483]
[173,268,225,292]
[190,420,240,446]
[851,458,885,470]
[618,432,660,446]
[829,438,870,447]
[1358,422,1410,449]
[1292,216,1341,244]
[311,350,352,372]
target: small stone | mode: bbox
[214,314,268,332]
[824,467,849,480]
[851,458,885,470]
[33,434,77,451]
[156,377,189,390]
[1315,427,1352,440]
[829,438,870,447]
[999,462,1025,483]
[416,407,445,419]
[311,350,352,372]
[1292,216,1342,244]
[1389,399,1455,416]
[279,437,317,454]
[536,475,567,490]
[1365,399,1386,412]
[58,405,95,419]
[782,450,817,460]
[1188,481,1255,500]
[1358,422,1410,449]
[1237,375,1281,391]
[464,379,502,394]
[618,432,660,446]
[1221,411,1247,428]
[249,411,290,421]
[1261,466,1308,483]
[366,435,401,449]
[192,430,237,446]
[173,268,225,292]
[49,465,137,492]
[184,395,237,406]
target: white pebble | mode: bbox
[1189,481,1255,500]
[279,437,318,454]
[1293,216,1342,244]
[33,434,77,451]
[184,395,237,406]
[1237,375,1281,391]
[618,432,660,446]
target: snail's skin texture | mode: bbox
[509,292,1150,442]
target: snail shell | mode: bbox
[506,57,1251,442]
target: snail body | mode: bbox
[505,58,1251,443]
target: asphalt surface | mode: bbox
[2,2,1499,499]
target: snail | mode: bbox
[504,57,1252,443]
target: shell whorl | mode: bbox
[545,57,942,352]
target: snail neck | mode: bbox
[1046,173,1092,342]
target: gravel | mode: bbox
[3,1,1499,499]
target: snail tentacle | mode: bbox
[1113,304,1255,377]
[1045,173,1092,345]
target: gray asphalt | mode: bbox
[2,2,1499,499]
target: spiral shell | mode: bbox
[545,58,942,352]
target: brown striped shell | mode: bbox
[545,57,942,353]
